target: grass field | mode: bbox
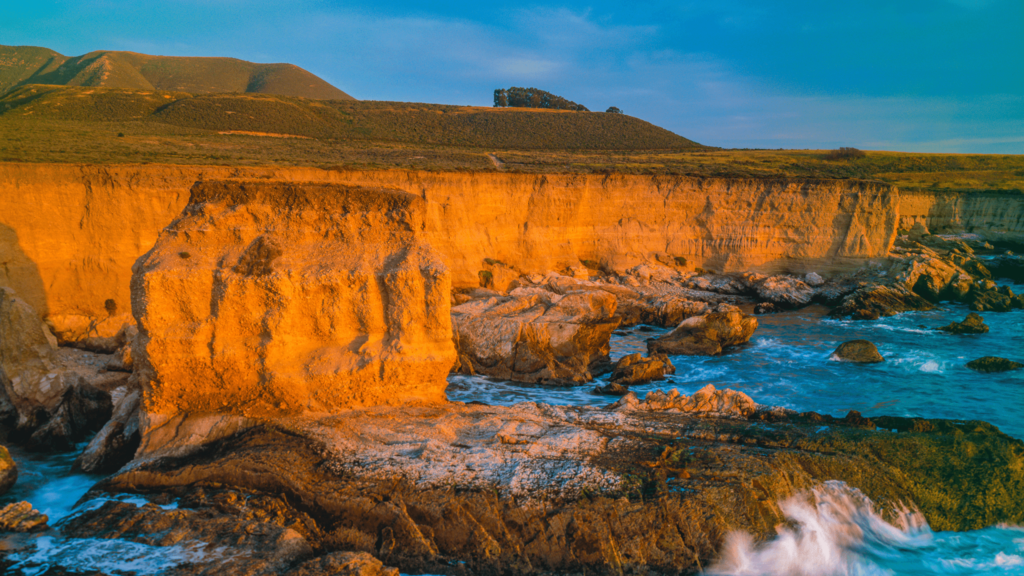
[1,85,1021,194]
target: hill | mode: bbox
[0,45,353,100]
[0,85,699,150]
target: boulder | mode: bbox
[804,272,825,287]
[756,275,814,307]
[0,287,73,427]
[966,357,1023,373]
[830,340,884,363]
[609,353,675,386]
[753,302,779,315]
[452,290,620,383]
[830,285,934,319]
[647,310,758,356]
[937,313,989,335]
[607,385,756,418]
[0,445,16,495]
[964,284,1022,312]
[0,501,47,532]
[74,389,141,474]
[27,379,112,452]
[591,381,630,396]
[286,552,400,576]
[616,295,709,328]
[131,181,458,440]
[479,260,520,293]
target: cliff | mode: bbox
[132,180,456,436]
[899,189,1024,245]
[0,163,907,328]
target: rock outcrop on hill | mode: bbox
[131,180,457,445]
[451,290,619,383]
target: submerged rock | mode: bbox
[609,353,675,386]
[452,290,619,383]
[0,445,16,495]
[647,310,757,356]
[937,313,989,335]
[966,357,1024,373]
[0,501,47,532]
[830,340,884,363]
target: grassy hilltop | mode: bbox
[0,45,352,100]
[0,83,1021,195]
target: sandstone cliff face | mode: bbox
[1,164,901,332]
[899,190,1024,245]
[131,180,457,433]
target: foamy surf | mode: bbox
[706,481,1024,576]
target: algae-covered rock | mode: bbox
[937,313,989,335]
[966,356,1024,373]
[830,340,884,363]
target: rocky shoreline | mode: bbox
[1,179,1023,574]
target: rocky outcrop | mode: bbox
[753,275,815,307]
[74,389,141,473]
[0,501,47,532]
[62,403,1024,576]
[451,290,619,383]
[131,180,457,445]
[937,313,989,335]
[830,285,934,319]
[609,353,675,386]
[966,357,1023,373]
[0,445,15,495]
[647,310,758,356]
[830,340,884,363]
[608,385,757,418]
[287,552,399,576]
[26,380,112,452]
[0,287,69,427]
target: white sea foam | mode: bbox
[8,536,230,576]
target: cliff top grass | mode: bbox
[1,84,1022,194]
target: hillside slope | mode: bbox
[0,85,700,150]
[0,45,353,100]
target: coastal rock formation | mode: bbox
[608,385,757,418]
[937,313,989,335]
[70,403,1024,576]
[74,389,141,473]
[26,380,112,452]
[0,501,48,532]
[647,310,758,356]
[0,445,16,494]
[831,285,934,319]
[609,353,675,386]
[0,164,903,336]
[966,357,1023,373]
[830,340,884,363]
[131,180,457,439]
[754,275,815,307]
[451,290,619,383]
[0,287,69,425]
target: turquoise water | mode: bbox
[448,296,1024,439]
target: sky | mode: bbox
[3,1,1022,152]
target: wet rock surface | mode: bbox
[57,402,1024,576]
[966,356,1024,373]
[937,312,989,335]
[74,388,141,473]
[830,340,885,363]
[0,445,15,495]
[609,352,675,386]
[647,309,758,356]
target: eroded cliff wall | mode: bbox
[0,163,903,324]
[132,180,456,432]
[899,189,1024,245]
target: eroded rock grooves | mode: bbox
[132,180,457,449]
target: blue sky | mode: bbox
[3,1,1022,152]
